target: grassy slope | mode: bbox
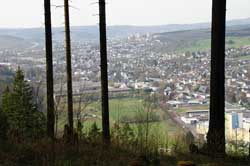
[57,97,182,142]
[176,36,250,53]
[85,98,181,135]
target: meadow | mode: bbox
[56,97,183,140]
[176,36,250,53]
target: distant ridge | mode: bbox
[0,35,31,49]
[0,18,249,42]
[151,24,250,52]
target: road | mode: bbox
[160,103,199,139]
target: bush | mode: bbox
[227,140,249,156]
[88,122,101,141]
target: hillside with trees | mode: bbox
[1,0,250,165]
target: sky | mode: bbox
[0,0,249,28]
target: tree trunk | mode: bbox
[207,0,227,155]
[64,0,74,136]
[99,0,110,144]
[44,0,55,139]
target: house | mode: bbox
[181,116,198,125]
[198,85,208,93]
[164,87,172,96]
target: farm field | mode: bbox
[57,97,182,138]
[177,36,250,53]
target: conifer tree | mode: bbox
[2,68,46,139]
[0,108,9,140]
[2,87,13,122]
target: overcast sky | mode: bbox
[0,0,249,28]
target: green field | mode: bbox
[86,98,181,134]
[57,97,182,138]
[88,98,145,122]
[176,36,250,53]
[175,105,209,114]
[177,39,211,53]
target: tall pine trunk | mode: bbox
[44,0,55,139]
[99,0,110,143]
[64,0,74,136]
[207,0,227,155]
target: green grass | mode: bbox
[177,39,211,53]
[82,98,145,132]
[88,98,145,122]
[175,36,250,53]
[227,36,250,48]
[57,97,181,139]
[175,105,209,114]
[87,98,181,134]
[175,108,189,113]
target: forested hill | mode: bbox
[152,24,250,53]
[154,24,250,42]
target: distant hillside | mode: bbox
[0,18,249,42]
[0,35,31,49]
[152,24,250,52]
[154,24,250,42]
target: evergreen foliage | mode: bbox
[0,108,9,140]
[1,68,46,139]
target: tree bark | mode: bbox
[99,0,110,144]
[207,0,227,155]
[64,0,74,136]
[44,0,55,139]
